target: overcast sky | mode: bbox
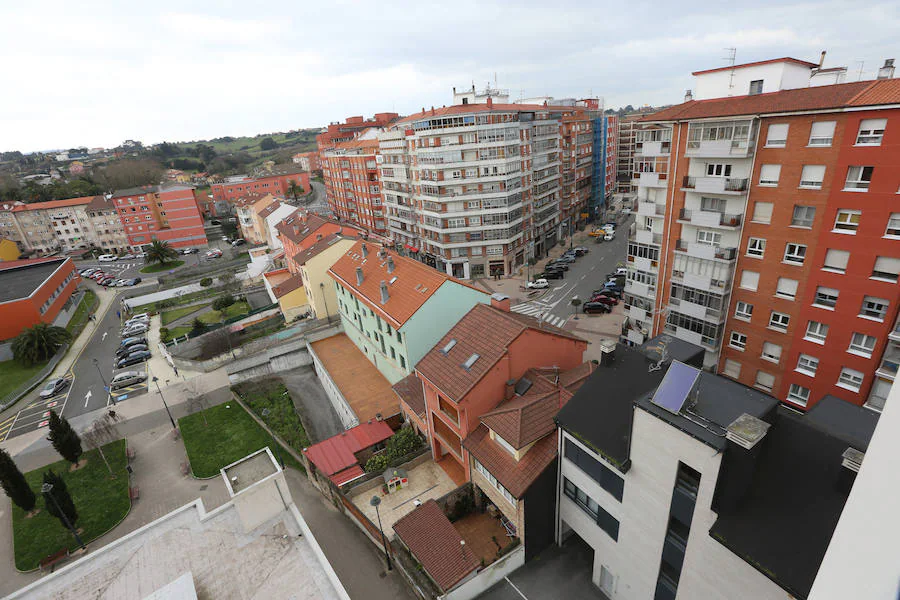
[2,0,897,152]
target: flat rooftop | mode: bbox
[0,258,66,303]
[310,333,400,422]
[223,449,279,494]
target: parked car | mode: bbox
[90,272,106,280]
[541,270,564,280]
[122,324,149,336]
[125,318,149,328]
[231,239,246,247]
[116,343,148,357]
[569,247,587,257]
[129,313,149,321]
[603,232,615,241]
[544,265,567,275]
[594,288,622,300]
[123,278,142,286]
[221,235,230,242]
[39,377,69,399]
[589,295,617,307]
[603,285,624,294]
[116,350,152,369]
[554,255,576,264]
[135,252,147,259]
[609,267,627,277]
[119,253,136,259]
[98,254,118,262]
[546,260,569,271]
[80,268,97,276]
[206,250,223,259]
[583,302,612,314]
[110,371,147,390]
[588,229,605,238]
[181,247,198,255]
[527,278,549,289]
[120,336,147,348]
[603,223,616,232]
[573,246,590,254]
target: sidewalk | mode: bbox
[51,285,118,379]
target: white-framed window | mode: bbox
[752,202,773,224]
[473,458,517,506]
[783,243,807,265]
[822,249,850,273]
[805,320,829,344]
[845,166,874,191]
[760,342,782,363]
[885,213,900,238]
[856,118,886,145]
[814,286,839,309]
[729,331,747,351]
[749,79,764,95]
[740,270,759,291]
[837,368,864,392]
[700,196,726,213]
[791,205,816,228]
[735,301,753,321]
[696,230,721,246]
[860,296,889,321]
[796,354,819,376]
[775,277,799,300]
[808,121,836,146]
[787,384,810,407]
[758,164,781,186]
[468,216,481,227]
[746,237,766,257]
[766,123,789,147]
[723,359,741,378]
[834,209,861,233]
[849,332,877,357]
[769,312,790,332]
[800,165,826,189]
[755,371,775,392]
[872,256,900,283]
[706,163,732,177]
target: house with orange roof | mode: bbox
[275,211,364,275]
[262,268,309,321]
[327,239,490,384]
[293,233,358,320]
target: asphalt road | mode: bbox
[512,216,632,327]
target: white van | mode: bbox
[98,254,118,262]
[110,371,147,390]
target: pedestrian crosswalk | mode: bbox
[511,302,569,328]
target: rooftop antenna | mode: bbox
[724,48,737,95]
[855,60,865,81]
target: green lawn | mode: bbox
[179,402,302,478]
[233,380,310,452]
[66,289,98,335]
[132,288,222,313]
[0,360,47,401]
[160,303,209,326]
[12,439,129,571]
[140,260,185,274]
[160,325,191,343]
[198,301,250,325]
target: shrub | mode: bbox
[159,327,169,338]
[364,454,389,473]
[386,426,422,457]
[156,299,176,310]
[200,277,212,287]
[212,295,235,311]
[190,317,206,333]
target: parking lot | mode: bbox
[0,374,74,441]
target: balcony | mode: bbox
[637,202,666,217]
[678,208,742,229]
[636,140,671,157]
[876,352,900,381]
[674,240,737,261]
[633,171,668,188]
[682,176,748,194]
[890,324,900,343]
[685,138,754,158]
[669,297,724,323]
[634,228,663,245]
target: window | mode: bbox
[766,123,789,147]
[860,296,889,320]
[808,121,836,146]
[814,286,839,309]
[564,439,624,501]
[797,354,819,376]
[746,238,766,257]
[775,277,798,300]
[563,478,619,541]
[885,213,900,238]
[805,321,829,344]
[872,256,900,282]
[474,459,517,506]
[735,301,753,321]
[729,331,747,351]
[823,249,850,273]
[791,205,816,228]
[838,368,865,392]
[800,165,826,189]
[845,166,874,191]
[849,332,877,357]
[783,243,807,265]
[755,371,776,392]
[761,342,782,363]
[856,118,886,145]
[834,209,861,233]
[740,270,759,291]
[787,384,810,407]
[752,202,773,224]
[706,163,732,177]
[758,164,781,186]
[768,312,790,332]
[696,230,721,246]
[700,196,726,213]
[723,359,741,378]
[749,79,764,95]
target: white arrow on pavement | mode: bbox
[83,389,92,408]
[101,331,108,342]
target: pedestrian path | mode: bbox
[512,301,569,328]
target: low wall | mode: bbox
[345,450,432,498]
[0,341,12,362]
[226,338,313,384]
[439,545,525,600]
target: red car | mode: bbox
[589,294,618,306]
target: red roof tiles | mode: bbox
[11,196,97,211]
[465,426,560,499]
[302,420,393,485]
[392,373,426,418]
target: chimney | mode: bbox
[490,293,510,312]
[486,96,493,108]
[380,280,389,304]
[504,379,516,400]
[387,257,395,273]
[819,50,827,68]
[355,267,364,285]
[453,86,456,94]
[684,89,693,102]
[361,242,368,258]
[877,59,895,80]
[599,340,616,365]
[431,106,435,115]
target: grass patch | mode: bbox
[179,402,302,478]
[66,289,98,336]
[12,439,129,571]
[160,325,191,343]
[233,379,310,451]
[198,301,250,325]
[0,360,47,401]
[139,260,185,274]
[132,287,223,313]
[160,303,209,326]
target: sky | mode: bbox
[1,0,898,152]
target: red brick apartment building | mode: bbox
[627,56,900,412]
[210,169,310,203]
[112,183,206,250]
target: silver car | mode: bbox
[39,377,69,399]
[110,371,146,390]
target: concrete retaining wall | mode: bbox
[226,338,313,384]
[307,337,357,431]
[439,545,525,600]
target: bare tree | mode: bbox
[82,412,125,477]
[184,380,209,426]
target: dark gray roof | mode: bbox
[0,259,66,303]
[638,334,705,367]
[111,185,157,197]
[804,394,880,451]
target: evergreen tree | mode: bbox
[42,470,78,527]
[47,410,83,466]
[0,449,35,512]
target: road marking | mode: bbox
[83,389,92,408]
[504,576,529,600]
[2,412,21,442]
[102,331,108,341]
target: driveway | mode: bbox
[279,367,344,444]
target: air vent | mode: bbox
[726,414,771,450]
[841,447,864,472]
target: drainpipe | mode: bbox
[653,122,681,337]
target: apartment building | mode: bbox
[291,151,321,173]
[593,113,618,216]
[276,211,363,275]
[626,56,900,412]
[210,168,310,203]
[85,195,129,254]
[111,183,206,250]
[615,113,641,195]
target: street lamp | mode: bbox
[41,482,86,550]
[260,408,285,469]
[319,282,330,323]
[91,358,115,405]
[151,376,177,430]
[370,495,393,571]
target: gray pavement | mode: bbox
[279,367,345,444]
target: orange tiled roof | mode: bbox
[392,373,426,418]
[692,57,818,76]
[256,199,283,219]
[464,426,559,499]
[292,233,353,267]
[275,212,328,244]
[11,196,96,211]
[270,273,304,299]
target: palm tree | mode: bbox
[12,323,72,366]
[287,181,304,202]
[145,240,178,266]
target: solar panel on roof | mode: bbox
[651,361,700,414]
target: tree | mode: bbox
[0,449,36,513]
[259,137,277,151]
[92,158,164,192]
[287,181,304,202]
[212,294,235,311]
[145,239,178,266]
[42,469,77,527]
[191,317,206,334]
[46,410,83,466]
[199,277,212,287]
[82,412,124,476]
[11,323,71,367]
[217,271,240,293]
